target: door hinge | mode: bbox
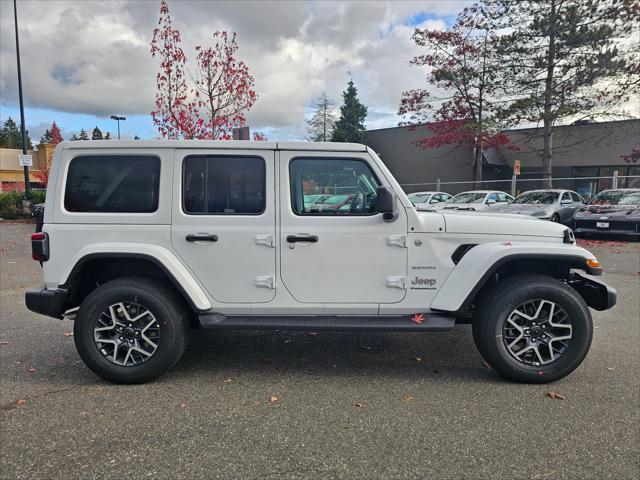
[255,234,275,248]
[254,275,275,289]
[386,276,406,289]
[386,235,407,248]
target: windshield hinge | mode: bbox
[386,235,407,248]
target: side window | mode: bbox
[64,155,160,213]
[570,192,582,203]
[290,158,381,215]
[497,193,509,202]
[442,194,452,202]
[487,193,498,202]
[430,194,441,203]
[183,156,265,215]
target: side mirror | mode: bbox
[375,186,398,222]
[486,199,496,205]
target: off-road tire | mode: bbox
[74,277,189,384]
[472,274,592,383]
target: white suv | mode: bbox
[26,140,616,384]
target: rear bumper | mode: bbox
[25,287,68,319]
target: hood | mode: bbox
[576,204,640,217]
[439,203,483,211]
[430,210,566,238]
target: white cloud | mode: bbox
[0,0,471,139]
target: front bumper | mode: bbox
[575,227,640,237]
[569,272,617,311]
[25,287,68,319]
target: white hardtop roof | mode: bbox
[59,140,368,152]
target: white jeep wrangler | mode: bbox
[26,140,616,384]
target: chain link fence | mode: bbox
[401,173,640,200]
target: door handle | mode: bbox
[286,234,318,243]
[186,234,218,242]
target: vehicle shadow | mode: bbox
[168,324,503,384]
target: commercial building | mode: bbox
[365,119,640,198]
[0,143,56,191]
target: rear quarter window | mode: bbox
[64,155,160,213]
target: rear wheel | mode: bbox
[74,277,188,384]
[472,274,592,383]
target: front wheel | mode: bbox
[74,277,189,384]
[473,274,592,383]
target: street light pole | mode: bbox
[13,0,30,197]
[110,115,126,139]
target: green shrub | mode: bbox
[30,189,46,205]
[0,190,25,219]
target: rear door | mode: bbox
[171,149,276,303]
[279,151,408,304]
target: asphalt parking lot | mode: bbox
[1,222,638,480]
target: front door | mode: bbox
[171,149,276,303]
[279,151,408,304]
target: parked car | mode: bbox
[26,140,615,384]
[573,188,640,238]
[406,191,452,208]
[434,190,513,211]
[495,189,584,225]
[303,194,329,211]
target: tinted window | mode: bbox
[449,192,486,204]
[183,156,265,215]
[486,193,498,202]
[513,191,559,205]
[64,155,160,213]
[570,192,583,203]
[290,158,380,215]
[497,193,510,203]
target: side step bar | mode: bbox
[197,314,456,332]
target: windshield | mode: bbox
[449,192,486,204]
[408,193,429,202]
[513,191,559,205]
[589,190,640,206]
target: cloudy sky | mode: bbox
[0,0,473,141]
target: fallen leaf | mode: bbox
[16,399,27,406]
[63,332,74,337]
[414,356,423,363]
[253,400,261,406]
[223,378,233,383]
[403,394,414,404]
[483,361,491,369]
[269,395,278,404]
[546,391,566,400]
[28,368,36,373]
[606,367,615,372]
[0,341,8,346]
[179,402,187,408]
[355,402,367,409]
[79,411,88,416]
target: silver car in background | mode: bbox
[434,190,513,211]
[495,189,584,225]
[407,191,452,208]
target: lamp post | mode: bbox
[110,115,126,139]
[13,0,30,198]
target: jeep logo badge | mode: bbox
[411,277,436,287]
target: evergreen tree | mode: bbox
[78,128,90,140]
[104,132,111,140]
[306,93,337,142]
[40,129,52,144]
[484,0,638,187]
[92,126,103,140]
[331,79,368,143]
[70,134,79,141]
[0,117,33,149]
[134,135,141,140]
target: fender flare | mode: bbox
[430,242,600,313]
[60,243,212,312]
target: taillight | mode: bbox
[31,232,49,262]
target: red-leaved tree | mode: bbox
[398,4,511,184]
[150,1,257,140]
[252,131,268,141]
[50,122,63,144]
